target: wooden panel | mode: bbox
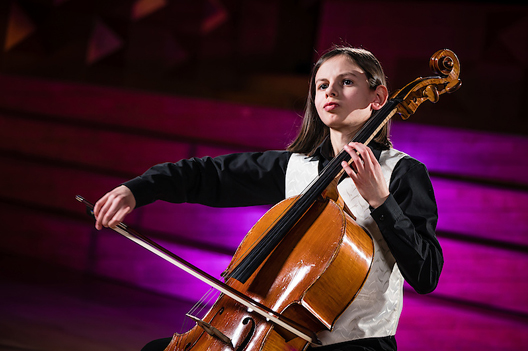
[2,75,528,185]
[433,177,528,245]
[0,112,192,176]
[0,253,193,351]
[195,144,249,158]
[428,237,528,314]
[0,74,301,150]
[392,121,528,186]
[0,203,94,272]
[0,155,252,252]
[92,229,232,301]
[136,201,269,252]
[0,200,236,303]
[0,155,128,212]
[398,293,528,351]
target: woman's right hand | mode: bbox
[94,185,136,230]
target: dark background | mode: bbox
[1,1,527,351]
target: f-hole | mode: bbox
[235,317,256,351]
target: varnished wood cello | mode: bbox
[77,49,461,351]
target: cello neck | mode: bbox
[228,98,401,284]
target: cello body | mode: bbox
[165,192,374,350]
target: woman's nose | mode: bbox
[326,83,337,97]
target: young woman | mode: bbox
[94,46,443,351]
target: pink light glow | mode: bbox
[390,121,528,185]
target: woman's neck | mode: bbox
[329,129,356,157]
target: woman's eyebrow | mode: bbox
[316,71,362,82]
[339,71,362,78]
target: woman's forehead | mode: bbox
[316,55,365,79]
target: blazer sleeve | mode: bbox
[370,156,443,294]
[123,150,292,208]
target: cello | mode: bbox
[77,49,461,351]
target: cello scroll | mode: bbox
[392,49,461,119]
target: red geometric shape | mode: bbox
[164,37,189,68]
[4,1,36,52]
[201,0,229,34]
[131,0,168,21]
[86,18,124,65]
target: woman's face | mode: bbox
[314,55,381,137]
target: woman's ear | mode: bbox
[371,85,389,111]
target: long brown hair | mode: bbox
[287,46,391,155]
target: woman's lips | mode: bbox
[324,102,339,111]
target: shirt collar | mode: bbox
[311,137,333,163]
[311,137,383,163]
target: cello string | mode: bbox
[197,288,219,318]
[222,144,346,280]
[180,287,218,348]
[187,286,217,319]
[198,102,397,284]
[221,128,356,278]
[222,103,397,281]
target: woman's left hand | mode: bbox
[341,142,390,208]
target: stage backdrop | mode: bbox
[1,1,527,350]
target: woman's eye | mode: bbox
[343,79,352,85]
[318,83,328,90]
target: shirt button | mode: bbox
[379,214,385,221]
